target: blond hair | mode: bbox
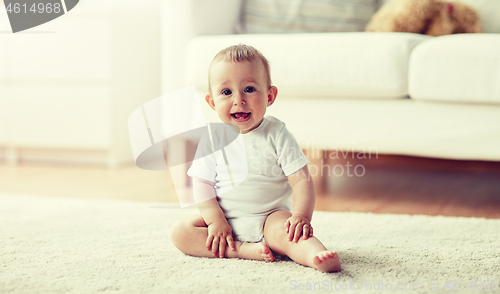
[208,44,272,93]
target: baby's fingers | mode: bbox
[206,235,214,250]
[227,235,235,251]
[211,236,220,257]
[288,221,297,241]
[293,223,303,243]
[219,238,226,258]
[284,219,291,233]
[302,224,311,240]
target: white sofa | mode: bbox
[160,0,500,162]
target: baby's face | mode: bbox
[206,60,277,134]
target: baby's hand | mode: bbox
[206,219,235,258]
[284,214,313,243]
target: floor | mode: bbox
[1,154,499,218]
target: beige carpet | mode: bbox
[1,194,499,294]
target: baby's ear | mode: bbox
[267,86,278,106]
[205,94,216,110]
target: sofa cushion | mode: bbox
[185,32,430,99]
[409,34,500,105]
[241,0,378,34]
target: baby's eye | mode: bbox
[221,89,232,96]
[244,87,256,93]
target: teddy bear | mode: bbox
[365,0,482,36]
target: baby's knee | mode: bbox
[272,223,289,241]
[264,220,291,246]
[170,216,205,253]
[264,211,291,239]
[170,220,188,251]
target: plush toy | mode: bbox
[365,0,482,36]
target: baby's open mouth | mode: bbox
[231,112,251,122]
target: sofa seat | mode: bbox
[266,98,500,161]
[186,32,430,99]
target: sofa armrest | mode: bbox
[161,0,242,93]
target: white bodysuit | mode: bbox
[187,116,309,242]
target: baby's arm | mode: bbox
[285,165,315,243]
[193,177,235,257]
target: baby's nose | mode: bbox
[233,95,246,105]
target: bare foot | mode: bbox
[238,242,275,262]
[312,251,341,272]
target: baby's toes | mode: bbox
[313,250,341,272]
[317,251,330,261]
[260,243,275,262]
[262,254,275,262]
[313,255,322,265]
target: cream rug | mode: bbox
[1,194,499,294]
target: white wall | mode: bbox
[0,0,161,167]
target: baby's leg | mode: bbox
[170,215,274,261]
[263,210,341,272]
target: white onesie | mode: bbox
[187,116,309,242]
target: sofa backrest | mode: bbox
[240,0,379,34]
[185,32,430,100]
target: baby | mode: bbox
[171,44,341,273]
